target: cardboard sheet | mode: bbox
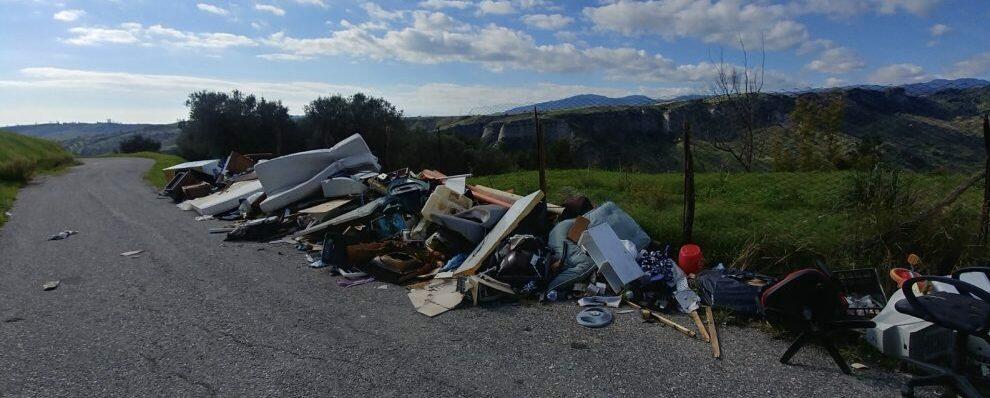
[450,190,544,276]
[408,279,464,317]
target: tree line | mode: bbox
[171,90,565,175]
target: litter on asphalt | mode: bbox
[150,132,987,392]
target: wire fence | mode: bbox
[436,79,990,272]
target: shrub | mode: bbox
[845,166,917,210]
[0,158,36,183]
[118,134,162,153]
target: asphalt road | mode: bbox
[0,158,924,397]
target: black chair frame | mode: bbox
[898,274,990,398]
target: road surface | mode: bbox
[0,158,920,396]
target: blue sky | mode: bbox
[0,0,988,124]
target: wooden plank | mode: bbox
[691,310,711,343]
[705,306,722,359]
[298,198,351,216]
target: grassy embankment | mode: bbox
[474,169,985,275]
[0,130,76,226]
[107,152,186,189]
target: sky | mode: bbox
[0,0,988,124]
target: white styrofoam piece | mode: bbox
[255,134,373,195]
[259,153,379,213]
[163,159,221,176]
[321,177,367,198]
[578,223,645,293]
[421,185,473,223]
[444,176,467,195]
[190,180,264,216]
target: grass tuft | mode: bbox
[0,130,76,227]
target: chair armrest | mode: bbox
[953,267,990,281]
[902,276,990,321]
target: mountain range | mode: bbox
[2,78,988,164]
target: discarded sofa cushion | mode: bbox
[546,202,651,293]
[432,205,508,244]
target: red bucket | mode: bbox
[678,244,704,275]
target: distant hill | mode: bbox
[1,122,169,139]
[412,83,990,172]
[1,122,180,156]
[900,78,990,96]
[504,94,656,114]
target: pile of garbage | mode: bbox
[159,133,990,380]
[162,134,732,324]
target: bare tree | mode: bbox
[706,36,766,172]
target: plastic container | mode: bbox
[677,244,704,275]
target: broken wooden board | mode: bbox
[472,274,516,295]
[567,216,589,243]
[449,190,544,276]
[470,184,562,214]
[298,198,352,216]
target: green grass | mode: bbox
[0,130,76,226]
[472,169,985,274]
[107,152,186,189]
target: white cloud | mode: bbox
[64,26,139,45]
[799,0,942,17]
[294,0,327,7]
[0,67,699,122]
[824,77,846,87]
[196,3,229,16]
[554,30,578,42]
[53,9,85,22]
[362,2,405,20]
[419,0,471,9]
[805,46,865,74]
[261,17,802,89]
[947,52,990,78]
[929,23,950,37]
[868,63,931,85]
[583,0,809,51]
[516,0,554,9]
[876,0,942,15]
[477,0,517,15]
[520,13,573,30]
[798,0,871,18]
[255,4,286,16]
[258,53,314,61]
[64,23,256,49]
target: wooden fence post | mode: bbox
[683,121,695,243]
[534,107,547,196]
[979,112,990,246]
